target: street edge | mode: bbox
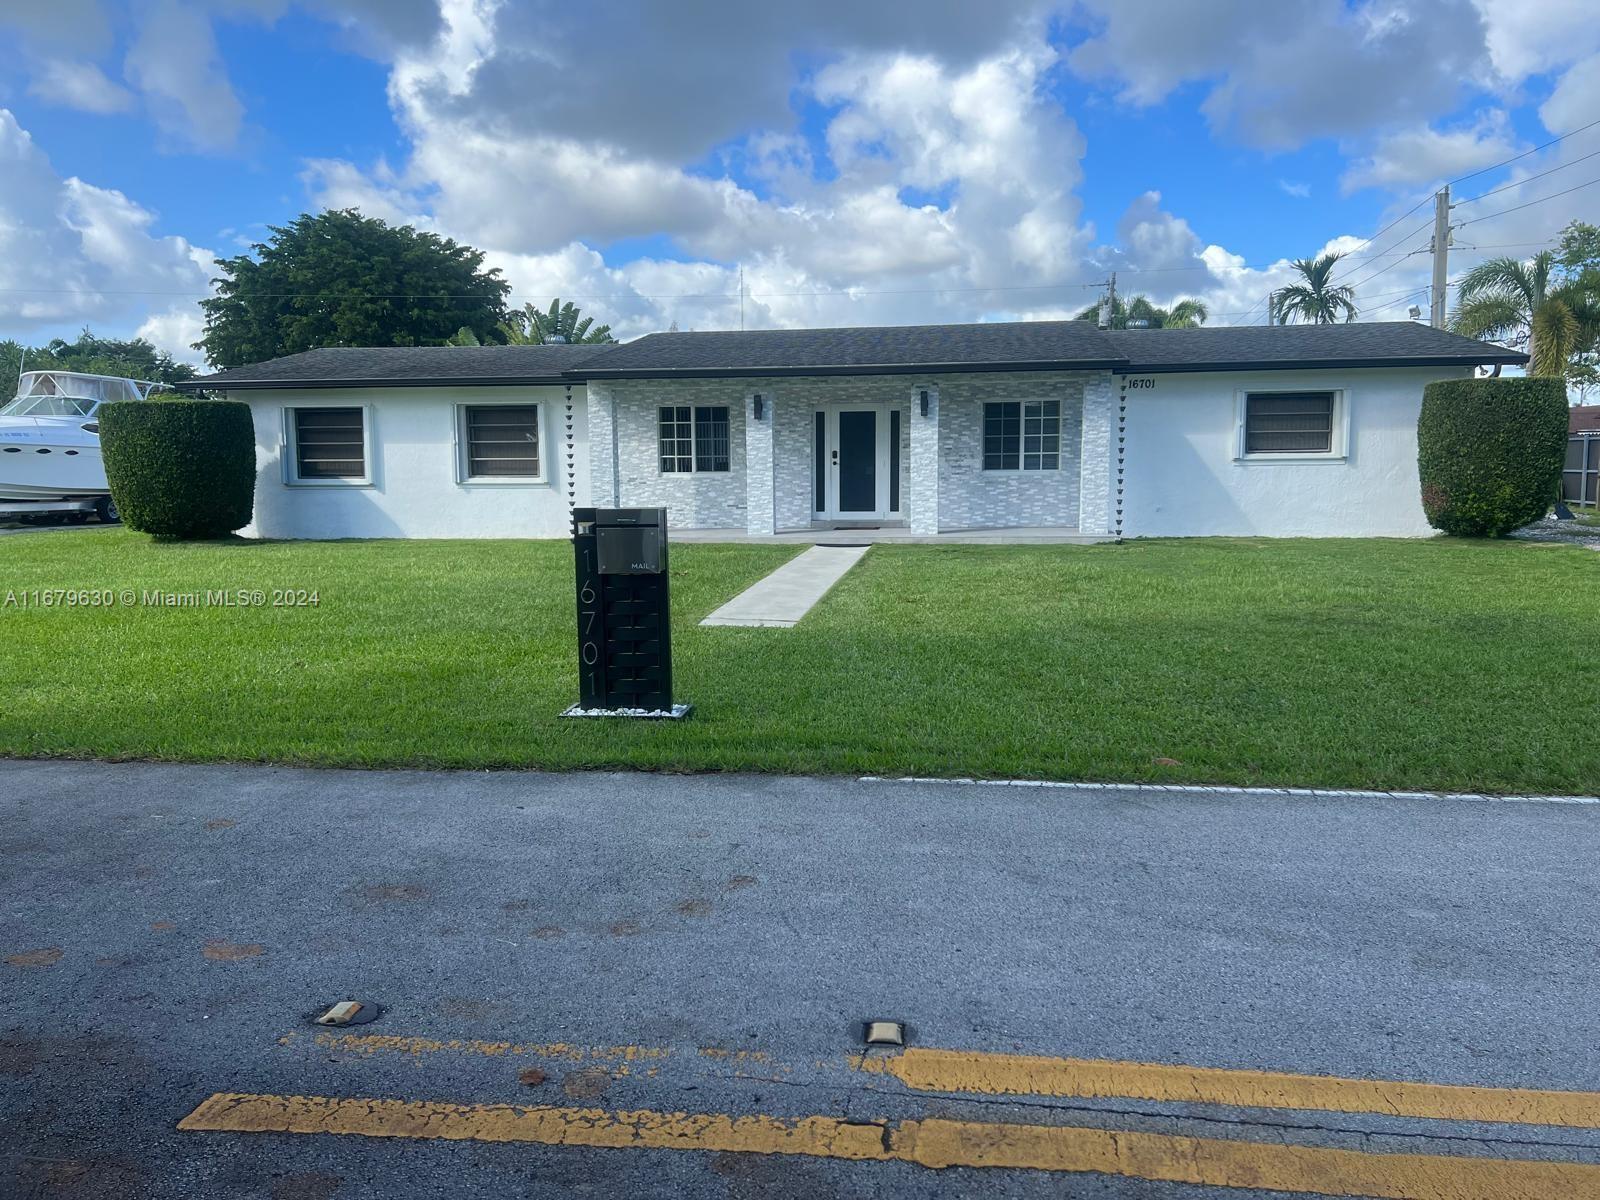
[859,776,1600,806]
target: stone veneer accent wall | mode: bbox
[587,379,749,527]
[589,371,1108,532]
[1077,372,1117,537]
[934,373,1086,531]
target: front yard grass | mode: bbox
[2,529,1595,793]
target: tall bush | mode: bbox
[100,398,255,539]
[1417,377,1569,536]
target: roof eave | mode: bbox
[1118,353,1529,375]
[579,359,1129,380]
[178,375,577,391]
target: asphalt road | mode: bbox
[4,759,1600,1199]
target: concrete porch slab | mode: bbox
[700,544,871,628]
[674,526,1111,545]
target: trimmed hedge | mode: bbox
[1418,377,1568,537]
[100,398,255,539]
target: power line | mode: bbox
[1453,145,1600,208]
[1332,118,1599,259]
[1445,116,1600,188]
[1456,174,1600,227]
[1341,248,1430,294]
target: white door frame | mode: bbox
[814,404,900,521]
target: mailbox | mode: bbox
[595,511,664,575]
[568,507,683,716]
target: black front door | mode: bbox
[837,410,877,514]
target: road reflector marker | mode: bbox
[177,1091,1600,1198]
[863,1021,904,1047]
[315,1001,378,1027]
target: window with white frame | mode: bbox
[1242,392,1338,456]
[983,400,1059,470]
[460,404,541,480]
[289,406,367,482]
[659,405,730,472]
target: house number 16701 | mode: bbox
[1126,378,1156,389]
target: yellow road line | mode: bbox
[178,1091,1600,1199]
[857,1048,1600,1129]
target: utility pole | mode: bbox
[1266,290,1277,326]
[1430,185,1451,328]
[1098,272,1117,329]
[739,266,745,332]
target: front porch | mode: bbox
[671,524,1112,545]
[586,370,1120,539]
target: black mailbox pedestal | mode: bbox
[562,507,690,719]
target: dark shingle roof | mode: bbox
[1106,322,1526,371]
[186,343,613,389]
[575,320,1123,377]
[187,320,1526,389]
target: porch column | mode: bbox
[1078,372,1116,536]
[910,386,940,535]
[745,391,775,536]
[586,382,620,507]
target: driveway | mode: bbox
[4,760,1599,1198]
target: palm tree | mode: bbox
[500,299,616,345]
[1074,294,1209,329]
[1271,253,1358,324]
[1451,251,1598,379]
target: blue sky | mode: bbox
[1,1,1597,363]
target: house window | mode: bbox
[659,405,730,472]
[462,405,541,480]
[1565,436,1600,505]
[291,407,366,481]
[984,401,1059,470]
[1244,392,1335,454]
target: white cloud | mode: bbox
[27,60,135,115]
[1542,56,1600,138]
[1,0,444,153]
[308,9,1104,334]
[1067,0,1493,150]
[123,0,246,152]
[1112,192,1203,271]
[0,109,214,341]
[135,305,208,365]
[1279,180,1312,199]
[1469,0,1600,81]
[1341,110,1520,194]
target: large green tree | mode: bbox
[1271,253,1358,324]
[1073,294,1208,329]
[2,331,197,392]
[1452,221,1600,383]
[196,210,510,368]
[500,298,616,344]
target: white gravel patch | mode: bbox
[1510,516,1600,548]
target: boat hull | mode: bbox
[0,422,109,501]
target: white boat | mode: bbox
[0,371,164,503]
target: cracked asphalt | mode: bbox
[4,759,1599,1198]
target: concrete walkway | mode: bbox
[701,543,870,627]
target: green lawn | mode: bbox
[2,529,1595,793]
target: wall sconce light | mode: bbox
[918,390,929,417]
[753,394,765,421]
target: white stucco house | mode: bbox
[185,320,1524,541]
